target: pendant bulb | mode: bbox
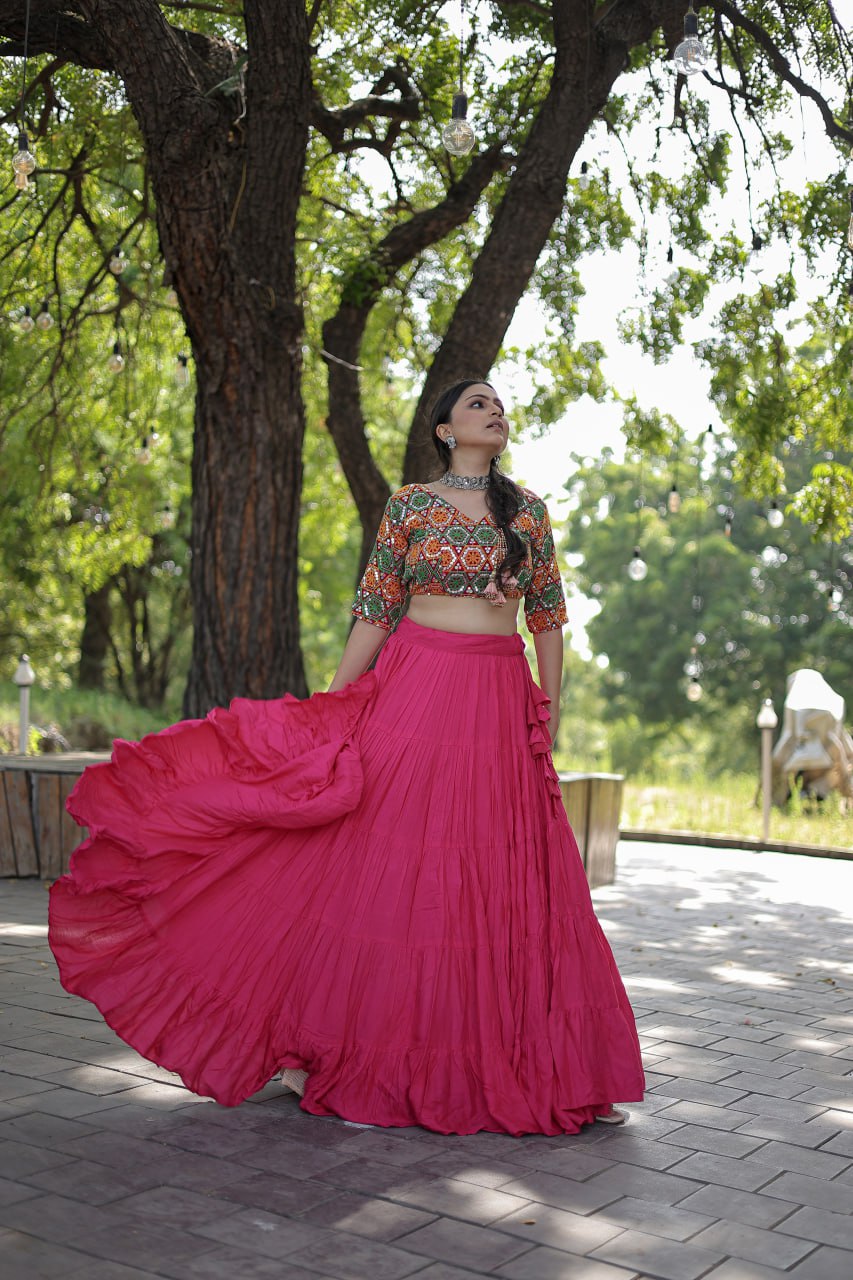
[443,92,476,156]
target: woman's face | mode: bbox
[442,383,509,455]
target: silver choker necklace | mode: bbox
[439,471,490,490]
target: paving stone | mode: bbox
[389,1175,532,1225]
[789,1246,853,1278]
[24,1156,163,1204]
[368,1214,533,1271]
[0,1228,98,1279]
[703,1262,793,1280]
[653,1101,751,1131]
[216,1170,340,1216]
[488,1201,627,1255]
[393,1267,489,1280]
[0,1138,74,1178]
[731,1115,848,1149]
[157,1248,335,1280]
[590,1227,727,1280]
[499,1169,624,1215]
[759,1171,853,1214]
[663,1152,777,1192]
[158,1118,262,1158]
[192,1206,329,1257]
[293,1232,441,1279]
[298,1190,438,1240]
[111,1184,243,1228]
[510,1147,616,1181]
[776,1205,853,1249]
[593,1194,716,1242]
[647,1059,741,1085]
[0,1110,100,1148]
[745,1140,852,1179]
[0,1174,42,1206]
[0,1071,56,1101]
[574,1134,687,1171]
[495,1247,642,1279]
[689,1219,817,1268]
[77,1220,221,1268]
[659,1123,767,1158]
[0,1191,125,1246]
[674,1183,796,1229]
[585,1163,705,1206]
[413,1153,531,1188]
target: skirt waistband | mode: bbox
[394,615,525,656]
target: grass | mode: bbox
[0,686,175,752]
[622,772,852,850]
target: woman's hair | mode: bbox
[429,379,528,588]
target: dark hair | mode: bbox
[429,379,528,589]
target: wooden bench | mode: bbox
[2,755,624,887]
[0,753,109,879]
[558,772,624,888]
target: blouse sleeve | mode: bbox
[523,498,568,634]
[351,492,408,631]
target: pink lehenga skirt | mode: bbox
[49,616,645,1135]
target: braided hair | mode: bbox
[429,379,529,590]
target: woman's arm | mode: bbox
[532,628,564,745]
[327,621,390,693]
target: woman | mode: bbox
[49,379,644,1135]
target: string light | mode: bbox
[577,161,590,191]
[627,459,648,581]
[673,4,708,76]
[847,190,853,252]
[108,340,125,372]
[686,676,703,702]
[665,243,678,285]
[35,299,53,331]
[12,2,35,191]
[668,484,681,514]
[442,0,476,155]
[109,248,128,275]
[18,305,34,333]
[767,500,784,529]
[175,353,190,387]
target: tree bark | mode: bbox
[77,581,113,690]
[0,1,313,713]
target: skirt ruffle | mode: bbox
[49,617,645,1135]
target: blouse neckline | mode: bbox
[412,483,494,527]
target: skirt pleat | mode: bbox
[49,617,645,1135]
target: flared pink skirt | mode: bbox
[49,617,644,1135]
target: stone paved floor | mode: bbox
[1,840,852,1280]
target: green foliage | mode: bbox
[561,440,853,764]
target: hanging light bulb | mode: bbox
[673,4,709,76]
[847,190,853,252]
[12,131,36,190]
[683,648,702,678]
[686,676,703,702]
[443,92,476,156]
[767,500,784,529]
[18,305,35,334]
[137,435,151,464]
[667,484,681,514]
[109,247,127,275]
[627,547,648,581]
[724,508,734,538]
[159,503,176,530]
[443,0,476,156]
[108,340,125,373]
[577,161,590,191]
[35,299,53,331]
[175,352,190,387]
[829,584,843,611]
[665,243,679,285]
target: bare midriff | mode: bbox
[406,593,521,636]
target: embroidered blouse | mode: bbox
[352,483,568,634]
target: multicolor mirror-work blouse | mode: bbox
[352,483,568,634]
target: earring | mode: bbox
[445,433,457,449]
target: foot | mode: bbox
[279,1068,308,1097]
[594,1106,628,1125]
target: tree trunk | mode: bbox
[78,581,113,690]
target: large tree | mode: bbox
[1,1,851,715]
